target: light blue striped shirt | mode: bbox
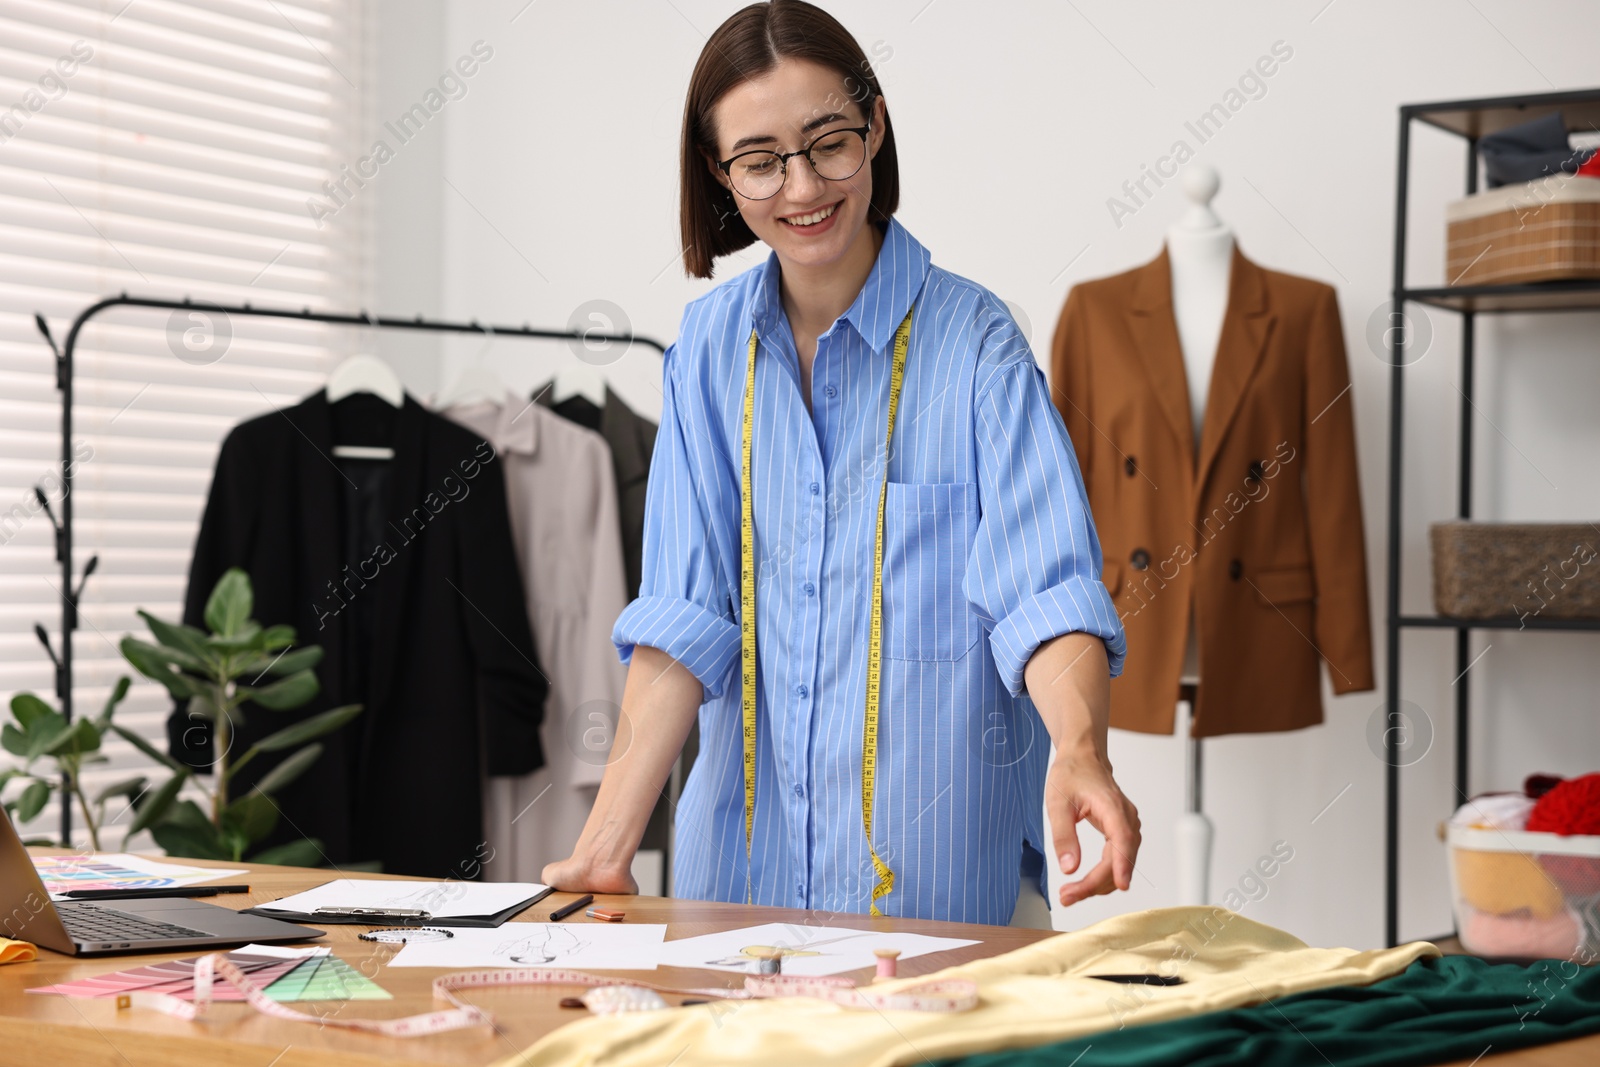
[613,217,1126,925]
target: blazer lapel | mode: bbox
[1125,246,1197,472]
[1195,244,1276,496]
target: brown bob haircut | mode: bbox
[679,0,900,279]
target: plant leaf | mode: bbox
[204,568,253,637]
[93,775,148,807]
[120,637,205,699]
[250,743,324,796]
[10,692,56,730]
[125,771,188,836]
[250,704,360,754]
[97,676,133,725]
[16,778,52,823]
[203,622,263,652]
[222,791,278,844]
[45,718,102,758]
[0,724,28,759]
[110,723,189,773]
[25,719,73,763]
[259,625,297,652]
[136,611,214,668]
[249,838,325,867]
[237,646,324,681]
[239,669,320,711]
[151,822,231,861]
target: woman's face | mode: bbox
[708,58,887,273]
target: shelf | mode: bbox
[1405,87,1600,139]
[1398,614,1600,632]
[1403,281,1600,314]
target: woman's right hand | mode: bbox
[541,853,638,896]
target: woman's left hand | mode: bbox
[1045,743,1142,907]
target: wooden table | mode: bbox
[3,854,1596,1067]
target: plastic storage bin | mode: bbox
[1447,824,1600,961]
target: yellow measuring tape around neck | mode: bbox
[740,309,912,915]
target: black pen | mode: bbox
[549,894,594,922]
[62,884,251,901]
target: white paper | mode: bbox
[386,923,668,970]
[33,852,248,900]
[253,879,549,921]
[657,923,980,977]
[236,944,328,960]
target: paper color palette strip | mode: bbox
[31,853,247,898]
[28,947,323,1000]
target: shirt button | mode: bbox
[796,684,809,698]
[809,482,820,495]
[793,784,805,798]
[824,385,837,398]
[802,581,815,596]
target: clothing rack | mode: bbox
[34,293,667,853]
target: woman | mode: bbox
[543,0,1139,928]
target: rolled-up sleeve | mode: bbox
[611,342,741,701]
[967,332,1127,696]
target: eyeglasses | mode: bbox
[717,121,871,201]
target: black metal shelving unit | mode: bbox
[1384,88,1600,947]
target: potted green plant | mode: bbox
[116,567,360,865]
[1,679,138,850]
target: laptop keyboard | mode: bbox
[59,901,210,943]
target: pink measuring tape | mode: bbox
[116,953,979,1037]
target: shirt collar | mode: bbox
[750,215,931,354]
[448,389,539,456]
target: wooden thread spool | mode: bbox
[873,948,901,981]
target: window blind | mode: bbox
[0,0,371,846]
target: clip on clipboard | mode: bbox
[245,879,554,928]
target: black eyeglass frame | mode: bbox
[716,120,873,201]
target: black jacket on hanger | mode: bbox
[167,390,547,877]
[538,385,657,600]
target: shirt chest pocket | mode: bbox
[881,481,982,661]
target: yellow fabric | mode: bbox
[0,938,36,964]
[1454,847,1565,919]
[493,907,1439,1067]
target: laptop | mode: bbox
[1,815,325,957]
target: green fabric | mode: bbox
[936,956,1600,1067]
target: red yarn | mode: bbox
[1527,774,1600,835]
[1527,773,1600,896]
[1524,773,1565,801]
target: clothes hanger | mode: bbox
[326,344,402,459]
[326,354,403,406]
[551,361,607,407]
[436,325,509,408]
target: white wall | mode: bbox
[366,0,1600,948]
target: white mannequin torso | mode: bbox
[1165,167,1235,689]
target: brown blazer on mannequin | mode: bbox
[1050,243,1375,738]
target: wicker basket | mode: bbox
[1431,521,1600,621]
[1446,174,1600,286]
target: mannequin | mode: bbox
[1165,163,1233,907]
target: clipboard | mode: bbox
[244,879,555,928]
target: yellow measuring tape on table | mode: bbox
[740,308,913,915]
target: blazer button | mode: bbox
[1229,559,1243,580]
[1130,548,1151,571]
[1124,456,1138,477]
